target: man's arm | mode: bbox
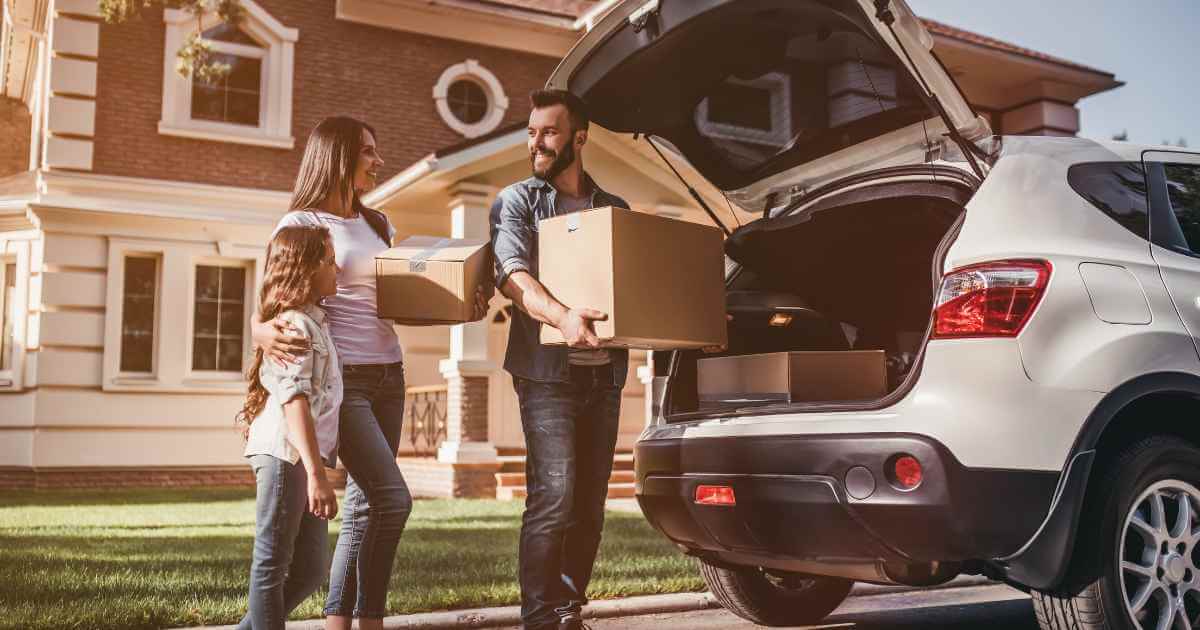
[499,270,605,348]
[490,188,605,348]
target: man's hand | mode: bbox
[556,308,608,348]
[307,471,338,520]
[251,315,309,366]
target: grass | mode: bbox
[0,488,704,630]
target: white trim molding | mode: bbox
[433,60,509,139]
[159,0,298,149]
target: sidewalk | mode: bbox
[182,575,995,630]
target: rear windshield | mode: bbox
[652,5,933,190]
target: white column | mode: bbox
[437,183,499,464]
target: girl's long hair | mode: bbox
[289,116,376,215]
[236,225,331,439]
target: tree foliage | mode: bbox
[98,0,244,83]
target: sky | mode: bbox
[907,0,1200,147]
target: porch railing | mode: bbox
[403,385,448,457]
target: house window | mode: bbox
[433,60,509,138]
[695,72,793,151]
[119,256,158,373]
[159,0,298,149]
[0,261,15,371]
[447,79,489,125]
[190,24,264,127]
[191,264,246,372]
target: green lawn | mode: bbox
[0,489,703,630]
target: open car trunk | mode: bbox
[663,181,970,419]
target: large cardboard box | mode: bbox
[538,206,727,350]
[376,236,492,325]
[697,351,886,409]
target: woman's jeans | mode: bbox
[238,455,328,630]
[324,361,412,619]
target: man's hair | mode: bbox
[530,89,589,132]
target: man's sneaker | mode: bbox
[556,619,591,630]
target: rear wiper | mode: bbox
[641,134,732,237]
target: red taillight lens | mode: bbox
[932,260,1052,338]
[695,485,736,506]
[893,455,923,489]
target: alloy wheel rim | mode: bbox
[1119,479,1200,630]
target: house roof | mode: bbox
[920,18,1114,78]
[466,1,1115,79]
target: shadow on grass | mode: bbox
[0,509,700,630]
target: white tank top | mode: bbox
[272,210,403,366]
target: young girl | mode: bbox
[236,225,342,630]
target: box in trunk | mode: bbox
[537,206,727,350]
[697,351,887,410]
[376,236,492,324]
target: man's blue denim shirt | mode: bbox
[489,174,630,386]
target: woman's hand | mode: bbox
[251,314,309,366]
[307,471,338,520]
[469,284,494,322]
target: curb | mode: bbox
[182,575,997,630]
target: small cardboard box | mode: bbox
[376,236,493,325]
[697,351,887,409]
[538,206,727,350]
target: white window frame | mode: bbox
[695,72,792,148]
[184,257,255,384]
[104,239,264,393]
[433,60,509,139]
[158,0,298,149]
[0,241,30,391]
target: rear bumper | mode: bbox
[635,433,1058,575]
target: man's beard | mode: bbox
[530,140,576,181]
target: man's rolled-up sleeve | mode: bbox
[489,189,534,288]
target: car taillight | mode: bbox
[695,485,736,506]
[932,260,1052,338]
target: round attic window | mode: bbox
[433,60,509,138]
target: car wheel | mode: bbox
[1032,436,1200,630]
[699,558,853,626]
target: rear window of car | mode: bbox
[1067,162,1150,240]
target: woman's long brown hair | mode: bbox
[236,225,331,439]
[289,116,376,215]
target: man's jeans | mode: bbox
[515,364,623,629]
[238,455,328,630]
[324,362,413,619]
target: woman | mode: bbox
[237,225,340,630]
[253,116,487,630]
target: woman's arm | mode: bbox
[282,396,337,520]
[251,310,310,364]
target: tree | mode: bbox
[98,0,243,83]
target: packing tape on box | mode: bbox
[408,238,452,273]
[566,213,581,232]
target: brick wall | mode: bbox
[0,466,348,490]
[92,0,557,191]
[0,97,31,178]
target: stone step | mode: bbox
[498,482,637,502]
[495,469,635,488]
[498,452,634,474]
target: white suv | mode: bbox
[550,1,1200,629]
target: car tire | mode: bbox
[699,559,853,626]
[1031,436,1200,630]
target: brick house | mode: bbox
[0,0,1121,495]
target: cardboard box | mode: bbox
[376,236,492,324]
[697,351,886,409]
[538,206,727,350]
